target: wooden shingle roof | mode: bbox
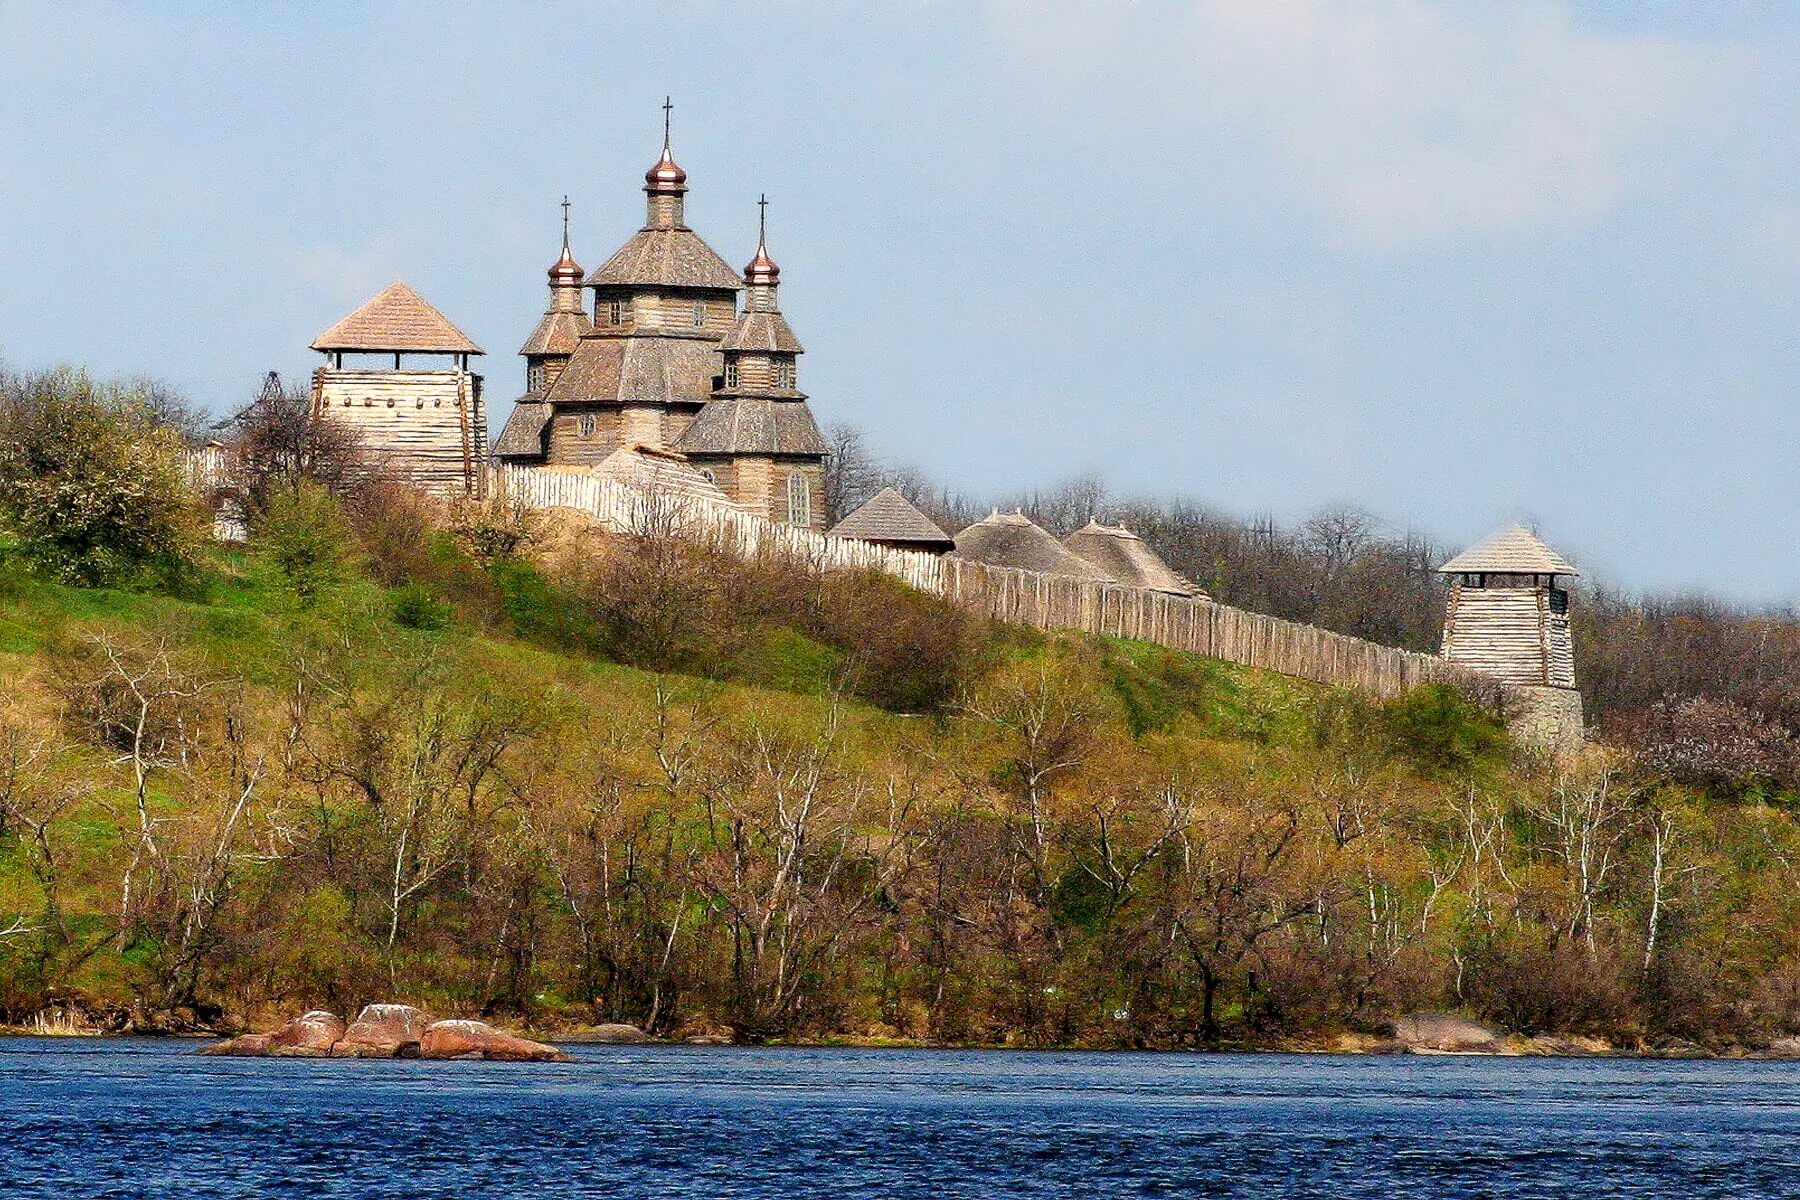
[674,397,827,457]
[950,512,1114,581]
[827,487,953,549]
[311,281,482,354]
[721,310,803,353]
[518,310,591,358]
[1438,524,1579,577]
[587,228,743,290]
[544,336,721,406]
[493,399,550,459]
[1063,520,1205,597]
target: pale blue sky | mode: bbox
[2,2,1795,601]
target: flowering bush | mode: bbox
[0,368,205,586]
[1614,695,1800,793]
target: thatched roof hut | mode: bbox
[950,511,1113,581]
[827,487,954,553]
[1062,519,1206,598]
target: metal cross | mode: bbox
[561,194,571,245]
[662,96,673,146]
[758,193,768,243]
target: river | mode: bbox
[4,1038,1798,1197]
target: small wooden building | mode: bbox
[1062,519,1206,598]
[1439,524,1584,748]
[827,487,955,554]
[310,280,487,497]
[951,511,1114,581]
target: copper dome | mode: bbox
[548,242,583,284]
[645,144,688,194]
[744,242,780,286]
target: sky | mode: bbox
[1,1,1795,603]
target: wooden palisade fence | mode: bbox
[493,465,1464,701]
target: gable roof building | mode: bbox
[827,487,955,553]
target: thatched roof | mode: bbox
[722,311,803,354]
[518,309,591,358]
[311,281,482,354]
[1439,524,1579,577]
[545,335,720,407]
[950,512,1114,580]
[828,487,954,550]
[587,228,742,291]
[675,397,827,457]
[1063,520,1204,597]
[493,400,550,460]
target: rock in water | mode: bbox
[1393,1011,1508,1054]
[198,1032,273,1056]
[338,1003,437,1058]
[200,1010,346,1057]
[418,1019,574,1062]
[563,1023,651,1045]
[268,1010,346,1052]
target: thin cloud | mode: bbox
[986,0,1746,245]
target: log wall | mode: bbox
[493,466,1464,700]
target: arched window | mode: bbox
[787,473,811,527]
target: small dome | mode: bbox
[645,144,688,194]
[548,242,583,284]
[744,241,780,286]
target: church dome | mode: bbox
[744,242,779,286]
[645,145,688,194]
[548,242,583,284]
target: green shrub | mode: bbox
[1384,683,1507,773]
[252,480,360,609]
[0,369,205,587]
[391,584,452,631]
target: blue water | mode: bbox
[4,1039,1799,1198]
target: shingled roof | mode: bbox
[950,512,1114,581]
[311,281,482,354]
[1063,520,1205,597]
[827,487,954,550]
[518,309,592,358]
[587,228,743,291]
[1438,524,1580,577]
[721,310,803,354]
[545,336,721,407]
[493,400,550,460]
[675,397,828,457]
[589,444,735,507]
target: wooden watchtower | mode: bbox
[310,280,487,497]
[1438,524,1584,747]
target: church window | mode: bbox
[578,413,596,437]
[787,473,811,527]
[609,299,630,326]
[775,359,795,389]
[527,362,545,393]
[698,468,716,484]
[724,360,740,389]
[692,299,707,327]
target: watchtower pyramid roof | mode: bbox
[1438,524,1579,577]
[311,280,482,355]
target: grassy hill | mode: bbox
[2,498,1798,1053]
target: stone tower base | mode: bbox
[1507,685,1585,754]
